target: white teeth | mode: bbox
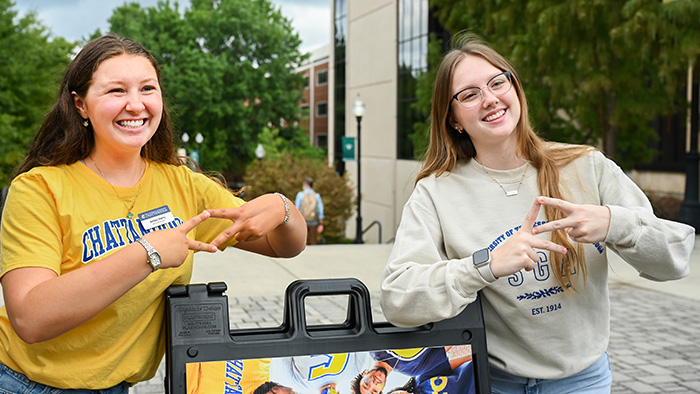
[118,119,145,128]
[484,109,505,122]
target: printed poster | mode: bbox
[185,345,475,394]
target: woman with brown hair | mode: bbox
[380,32,693,392]
[0,34,306,392]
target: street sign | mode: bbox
[342,136,355,161]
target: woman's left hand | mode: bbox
[532,196,611,243]
[205,193,306,257]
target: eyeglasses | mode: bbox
[451,71,513,109]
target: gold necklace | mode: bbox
[475,159,527,197]
[91,158,144,219]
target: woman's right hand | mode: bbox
[489,200,568,279]
[141,210,217,269]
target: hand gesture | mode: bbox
[206,193,289,248]
[143,211,216,269]
[532,196,611,243]
[490,200,568,278]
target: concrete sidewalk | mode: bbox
[188,240,700,302]
[129,238,700,393]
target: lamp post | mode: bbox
[255,143,266,167]
[195,132,204,166]
[353,94,366,244]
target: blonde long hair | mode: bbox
[419,32,592,292]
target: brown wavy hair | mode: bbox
[419,32,593,292]
[14,34,180,177]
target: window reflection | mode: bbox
[334,0,347,174]
[397,0,429,160]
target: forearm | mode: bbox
[266,205,307,257]
[606,205,693,281]
[3,242,151,343]
[234,202,307,258]
[380,257,484,327]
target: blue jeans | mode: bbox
[0,364,129,394]
[490,352,612,394]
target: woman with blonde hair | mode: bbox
[380,32,693,392]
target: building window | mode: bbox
[317,134,328,150]
[304,74,310,89]
[317,102,328,117]
[317,70,328,86]
[396,0,447,160]
[397,0,428,160]
[300,104,310,120]
[634,111,686,172]
[334,0,347,174]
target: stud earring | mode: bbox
[83,118,89,127]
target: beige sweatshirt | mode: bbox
[380,149,693,379]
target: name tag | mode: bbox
[138,205,175,231]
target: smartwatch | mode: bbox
[472,247,497,283]
[137,237,162,272]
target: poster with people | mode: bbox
[185,345,476,394]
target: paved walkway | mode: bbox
[130,240,700,394]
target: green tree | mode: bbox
[104,0,307,176]
[255,126,326,162]
[425,0,700,168]
[0,0,74,187]
[244,152,355,243]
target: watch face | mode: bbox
[473,248,490,266]
[152,252,162,265]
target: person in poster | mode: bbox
[386,361,475,394]
[269,352,371,394]
[351,346,474,394]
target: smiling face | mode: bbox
[449,54,521,155]
[73,53,163,158]
[359,369,387,394]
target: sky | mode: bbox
[11,0,330,53]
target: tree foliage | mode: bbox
[102,0,308,176]
[244,152,355,243]
[0,0,74,187]
[424,0,700,168]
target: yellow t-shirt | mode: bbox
[0,160,244,389]
[186,359,271,394]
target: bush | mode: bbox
[648,193,682,221]
[243,152,355,243]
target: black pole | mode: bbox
[678,65,700,232]
[198,142,203,166]
[354,115,363,244]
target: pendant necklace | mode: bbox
[91,158,144,219]
[475,159,527,197]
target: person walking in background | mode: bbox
[0,34,306,392]
[380,32,693,393]
[295,177,325,245]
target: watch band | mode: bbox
[476,261,497,283]
[472,247,497,283]
[136,237,161,272]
